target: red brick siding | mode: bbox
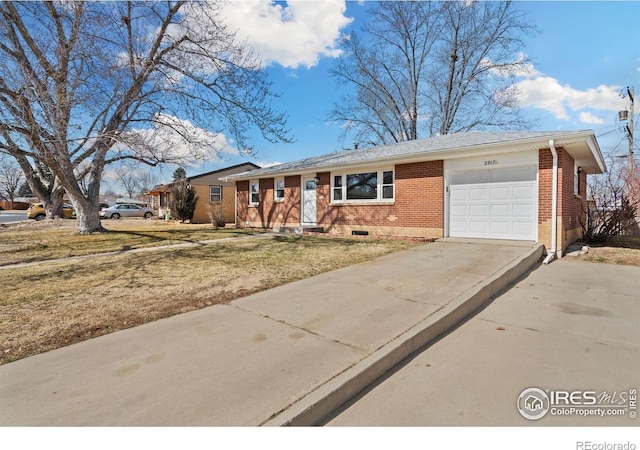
[559,149,577,231]
[315,161,444,230]
[538,148,553,224]
[236,177,300,227]
[538,147,586,248]
[396,161,444,228]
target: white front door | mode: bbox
[449,166,537,241]
[302,178,317,225]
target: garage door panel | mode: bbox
[513,222,535,235]
[469,205,489,217]
[449,220,468,233]
[469,188,488,201]
[469,221,489,233]
[490,221,510,234]
[490,186,509,200]
[512,204,535,218]
[449,166,537,241]
[512,185,536,200]
[490,203,510,217]
[450,189,469,201]
[450,205,468,217]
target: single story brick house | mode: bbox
[225,131,605,257]
[187,162,260,224]
[147,162,259,224]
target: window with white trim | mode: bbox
[331,169,395,202]
[249,180,259,205]
[209,185,222,203]
[381,170,394,199]
[274,178,285,201]
[332,175,343,200]
[574,162,579,195]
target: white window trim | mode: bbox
[331,169,395,204]
[274,177,285,202]
[249,180,259,206]
[574,162,579,196]
[209,185,222,203]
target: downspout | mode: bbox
[543,139,558,264]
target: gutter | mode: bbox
[543,139,558,264]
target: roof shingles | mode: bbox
[227,130,597,180]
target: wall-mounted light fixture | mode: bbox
[313,176,320,184]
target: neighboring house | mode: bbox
[147,162,260,224]
[146,184,172,219]
[224,131,606,256]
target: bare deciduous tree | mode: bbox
[582,159,640,242]
[116,165,142,200]
[0,157,22,201]
[137,170,159,197]
[330,1,536,147]
[0,1,291,233]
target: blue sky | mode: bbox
[104,1,640,189]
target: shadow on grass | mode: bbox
[270,234,391,248]
[106,228,256,246]
[589,236,640,250]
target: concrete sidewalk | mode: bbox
[0,239,542,426]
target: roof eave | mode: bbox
[225,131,605,180]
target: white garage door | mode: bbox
[449,166,537,241]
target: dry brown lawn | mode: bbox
[0,217,255,266]
[1,219,420,364]
[578,236,640,266]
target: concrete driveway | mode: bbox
[0,239,542,426]
[327,258,640,426]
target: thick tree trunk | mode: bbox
[75,207,105,234]
[45,189,65,219]
[70,193,106,234]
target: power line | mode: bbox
[604,136,627,158]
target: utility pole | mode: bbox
[619,86,635,186]
[627,86,634,183]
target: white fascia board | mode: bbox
[546,131,605,174]
[585,134,607,174]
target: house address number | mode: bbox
[484,160,498,166]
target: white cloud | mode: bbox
[579,112,605,125]
[113,114,239,168]
[512,72,625,121]
[220,0,353,69]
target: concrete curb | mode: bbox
[263,243,545,426]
